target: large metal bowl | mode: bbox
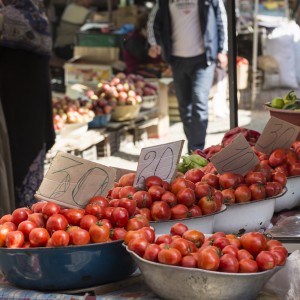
[125,245,281,300]
[0,240,137,291]
[150,204,227,235]
[214,190,286,234]
[275,176,300,212]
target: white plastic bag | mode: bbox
[262,250,300,300]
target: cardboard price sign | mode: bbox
[134,140,184,189]
[255,116,300,155]
[35,151,116,208]
[210,134,260,176]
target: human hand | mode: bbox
[148,45,161,58]
[217,53,228,69]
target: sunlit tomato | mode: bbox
[184,168,204,184]
[265,239,283,251]
[213,237,231,250]
[197,246,220,271]
[182,229,205,248]
[85,202,104,219]
[68,226,90,245]
[11,208,30,226]
[221,189,236,204]
[0,214,12,224]
[288,162,300,176]
[176,188,195,207]
[249,183,266,200]
[27,213,45,228]
[272,171,287,188]
[226,234,241,249]
[124,229,147,245]
[219,172,239,189]
[239,258,258,273]
[128,236,149,257]
[222,245,239,258]
[155,234,172,245]
[118,198,137,217]
[118,172,136,187]
[234,185,251,203]
[64,208,85,226]
[158,247,182,266]
[110,207,129,227]
[119,186,137,199]
[181,254,197,268]
[138,227,155,243]
[271,246,288,258]
[218,253,239,273]
[188,204,203,218]
[213,191,223,210]
[0,225,12,247]
[256,251,276,271]
[17,220,38,240]
[136,207,151,221]
[161,191,177,208]
[6,230,25,248]
[125,217,145,231]
[170,223,188,236]
[42,202,61,219]
[170,204,189,220]
[46,214,69,235]
[270,248,287,266]
[29,228,50,247]
[110,227,127,241]
[237,249,254,261]
[268,148,286,167]
[201,173,219,189]
[194,182,214,199]
[79,214,98,231]
[198,195,217,215]
[89,222,110,243]
[51,230,70,247]
[143,243,161,262]
[150,201,171,221]
[170,237,197,256]
[170,178,190,195]
[31,201,47,213]
[240,232,267,256]
[148,185,165,201]
[2,221,17,231]
[110,187,122,199]
[133,191,153,208]
[145,175,163,189]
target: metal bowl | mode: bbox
[214,190,286,234]
[150,205,227,235]
[125,245,281,300]
[0,240,137,291]
[275,176,300,212]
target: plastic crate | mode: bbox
[76,32,125,48]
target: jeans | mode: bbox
[171,55,215,152]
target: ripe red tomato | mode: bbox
[27,213,45,228]
[221,189,236,204]
[29,228,50,247]
[288,162,300,176]
[119,186,137,199]
[89,222,110,243]
[201,173,220,189]
[6,230,25,248]
[176,188,196,207]
[184,168,204,184]
[271,171,287,188]
[158,247,182,266]
[245,171,267,185]
[143,243,161,262]
[17,220,38,240]
[64,208,85,226]
[170,178,190,195]
[110,207,129,227]
[170,237,196,256]
[268,148,286,167]
[161,191,177,208]
[110,187,122,199]
[222,245,239,258]
[213,237,231,250]
[139,226,155,243]
[197,246,220,271]
[170,223,188,236]
[218,253,239,273]
[124,229,147,245]
[240,232,267,256]
[148,185,165,201]
[79,214,98,231]
[155,234,172,245]
[2,221,17,231]
[249,183,266,200]
[110,227,127,241]
[182,229,205,248]
[226,234,241,249]
[0,214,12,224]
[0,225,12,247]
[188,204,203,218]
[237,249,254,261]
[88,196,109,207]
[128,237,149,257]
[85,202,105,219]
[31,201,47,213]
[198,196,217,215]
[68,227,90,245]
[170,204,189,220]
[194,182,214,199]
[145,175,163,189]
[118,198,137,217]
[46,214,69,235]
[286,149,298,165]
[125,217,145,231]
[118,172,135,187]
[42,202,61,219]
[265,239,283,251]
[136,208,151,221]
[213,191,223,210]
[133,191,153,208]
[11,208,30,226]
[234,185,251,203]
[150,201,171,221]
[270,248,287,266]
[265,182,278,198]
[219,172,239,189]
[256,251,276,271]
[181,254,197,268]
[239,258,258,273]
[51,230,70,247]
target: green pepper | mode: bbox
[283,90,297,105]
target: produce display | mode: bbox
[269,90,300,110]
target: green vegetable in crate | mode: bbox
[283,90,297,105]
[177,154,208,173]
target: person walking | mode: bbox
[147,0,228,152]
[0,0,55,209]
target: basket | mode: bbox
[88,114,111,129]
[111,105,141,122]
[141,95,158,110]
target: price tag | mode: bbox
[133,140,184,189]
[255,116,300,155]
[210,133,259,176]
[35,151,116,208]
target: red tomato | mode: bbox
[170,178,190,195]
[110,187,122,199]
[110,207,129,228]
[198,196,217,215]
[197,246,220,271]
[29,228,50,247]
[51,230,70,247]
[237,249,254,261]
[275,164,289,176]
[125,217,145,231]
[184,168,204,184]
[88,196,109,207]
[268,148,286,167]
[239,258,258,273]
[170,237,196,256]
[103,207,115,220]
[181,254,198,268]
[0,225,12,247]
[265,239,283,251]
[272,171,287,188]
[249,183,266,200]
[85,203,105,219]
[17,220,38,240]
[226,234,241,249]
[128,237,149,257]
[245,171,267,185]
[213,237,231,250]
[27,213,45,228]
[150,201,171,221]
[139,226,155,243]
[68,227,90,245]
[182,229,205,248]
[42,202,61,219]
[240,232,267,256]
[148,185,165,202]
[133,191,153,208]
[124,229,147,245]
[0,214,12,224]
[161,191,177,208]
[118,198,137,217]
[170,204,189,220]
[137,207,152,221]
[213,191,223,210]
[133,214,150,227]
[2,221,17,231]
[79,214,98,231]
[31,201,47,213]
[143,243,161,262]
[270,248,287,266]
[145,175,163,189]
[219,172,239,189]
[256,251,276,271]
[170,223,188,236]
[89,222,110,243]
[158,247,182,266]
[288,162,300,176]
[218,253,239,273]
[162,181,171,191]
[221,189,236,204]
[176,188,196,207]
[11,208,30,226]
[234,185,251,203]
[265,182,278,198]
[188,204,203,218]
[6,230,25,248]
[64,209,85,226]
[155,234,172,245]
[286,149,298,165]
[110,227,127,241]
[211,232,226,239]
[194,182,214,199]
[118,172,136,187]
[46,214,69,235]
[222,245,239,258]
[119,186,137,199]
[201,173,219,189]
[271,246,288,258]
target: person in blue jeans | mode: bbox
[147,0,228,152]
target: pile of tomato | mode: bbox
[125,223,288,273]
